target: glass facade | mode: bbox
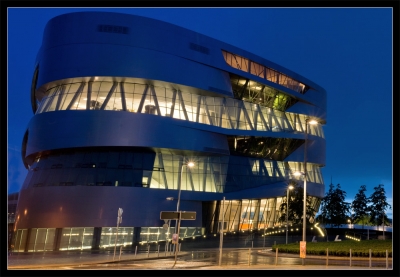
[26,150,323,190]
[13,196,320,252]
[13,229,28,252]
[27,228,56,252]
[59,227,94,250]
[139,227,204,244]
[35,80,324,138]
[215,197,321,233]
[12,226,206,252]
[99,227,134,248]
[222,50,308,94]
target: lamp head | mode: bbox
[293,171,304,177]
[306,118,318,125]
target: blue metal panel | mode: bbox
[14,186,203,229]
[25,111,229,158]
[284,135,326,166]
[36,44,233,98]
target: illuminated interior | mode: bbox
[35,80,324,138]
[222,50,308,94]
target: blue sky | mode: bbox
[7,7,394,217]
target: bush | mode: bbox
[272,239,392,257]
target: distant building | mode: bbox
[8,192,18,250]
[13,12,326,252]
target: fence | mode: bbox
[81,231,392,269]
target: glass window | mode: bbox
[27,228,37,252]
[34,80,323,139]
[100,227,133,248]
[44,228,56,251]
[265,68,277,83]
[59,228,71,250]
[82,227,94,249]
[14,229,28,252]
[250,61,265,78]
[223,51,249,72]
[34,229,47,251]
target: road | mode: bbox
[28,248,391,270]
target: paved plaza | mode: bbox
[7,248,393,271]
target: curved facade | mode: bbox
[14,12,326,252]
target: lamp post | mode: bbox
[382,211,385,240]
[172,160,194,268]
[286,185,294,244]
[219,196,225,266]
[301,118,318,265]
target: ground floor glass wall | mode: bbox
[12,226,205,252]
[139,227,204,244]
[59,227,94,250]
[27,228,56,252]
[13,229,28,252]
[99,227,134,248]
[218,198,282,232]
[215,196,320,234]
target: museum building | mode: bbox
[13,11,326,252]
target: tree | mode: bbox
[368,184,391,228]
[351,185,370,229]
[278,180,317,226]
[318,183,350,228]
[317,183,334,225]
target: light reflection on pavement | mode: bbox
[8,248,392,270]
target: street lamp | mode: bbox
[286,184,294,244]
[173,160,194,268]
[300,118,318,265]
[382,210,385,240]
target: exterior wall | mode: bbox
[15,186,202,229]
[25,111,229,158]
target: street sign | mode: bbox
[117,208,123,224]
[160,211,196,220]
[172,233,178,244]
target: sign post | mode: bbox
[171,233,179,244]
[113,208,123,261]
[219,197,225,266]
[160,210,196,268]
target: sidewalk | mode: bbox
[7,249,187,269]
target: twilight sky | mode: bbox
[7,7,394,217]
